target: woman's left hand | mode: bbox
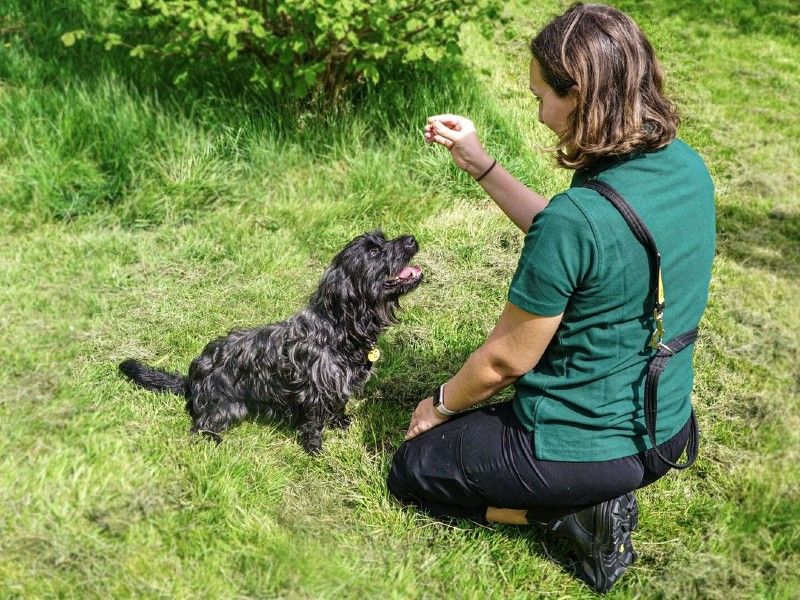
[405,397,450,441]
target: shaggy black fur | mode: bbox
[119,231,423,454]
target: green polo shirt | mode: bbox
[509,139,715,461]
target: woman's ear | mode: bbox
[567,85,580,111]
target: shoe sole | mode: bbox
[629,492,639,531]
[586,493,638,593]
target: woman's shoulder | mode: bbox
[664,138,710,168]
[654,138,715,193]
[536,190,602,243]
[574,138,709,176]
[543,190,596,224]
[643,138,711,179]
[571,138,713,193]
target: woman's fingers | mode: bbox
[428,114,464,130]
[423,115,477,154]
[405,423,424,441]
[423,124,455,148]
[405,418,440,440]
[405,415,427,440]
[405,397,450,441]
[430,134,453,148]
[427,120,459,143]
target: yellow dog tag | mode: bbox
[367,346,381,362]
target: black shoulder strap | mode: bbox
[583,179,665,320]
[583,180,658,256]
[582,179,699,470]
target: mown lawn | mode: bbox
[1,1,798,598]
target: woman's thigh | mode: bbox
[388,403,524,506]
[387,403,504,508]
[389,401,647,510]
[459,403,646,508]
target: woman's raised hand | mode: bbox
[423,114,494,178]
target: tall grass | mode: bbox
[1,0,798,598]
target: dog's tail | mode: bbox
[119,359,188,396]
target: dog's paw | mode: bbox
[302,439,323,455]
[330,414,351,430]
[191,427,223,445]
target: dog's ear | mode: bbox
[363,229,386,244]
[310,264,358,317]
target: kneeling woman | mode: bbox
[388,3,715,593]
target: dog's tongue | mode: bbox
[398,265,421,279]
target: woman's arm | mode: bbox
[472,161,549,233]
[424,114,549,232]
[405,302,562,440]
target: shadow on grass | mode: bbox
[356,346,475,456]
[354,346,607,592]
[717,203,800,279]
[498,526,591,590]
[182,409,317,454]
[615,0,800,42]
[386,503,591,592]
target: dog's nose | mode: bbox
[400,235,418,252]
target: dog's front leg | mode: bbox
[329,401,351,430]
[299,405,325,455]
[329,412,351,430]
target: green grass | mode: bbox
[1,0,798,597]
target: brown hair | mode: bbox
[530,3,679,170]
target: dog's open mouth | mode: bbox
[386,265,423,287]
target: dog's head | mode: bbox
[310,230,423,326]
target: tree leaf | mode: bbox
[303,69,317,86]
[61,31,78,47]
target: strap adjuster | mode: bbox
[649,308,665,350]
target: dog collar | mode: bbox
[367,346,381,362]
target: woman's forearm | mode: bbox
[438,347,517,413]
[433,304,563,415]
[476,162,549,232]
[423,116,548,231]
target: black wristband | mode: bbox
[475,159,497,182]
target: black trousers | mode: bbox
[387,401,691,523]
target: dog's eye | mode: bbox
[368,248,380,257]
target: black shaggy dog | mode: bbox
[119,231,423,454]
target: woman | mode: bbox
[387,2,715,593]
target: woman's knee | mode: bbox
[386,441,419,502]
[387,420,471,504]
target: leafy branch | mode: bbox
[61,0,503,103]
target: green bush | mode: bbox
[62,0,502,101]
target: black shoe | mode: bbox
[546,493,639,593]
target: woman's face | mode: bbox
[529,58,577,137]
